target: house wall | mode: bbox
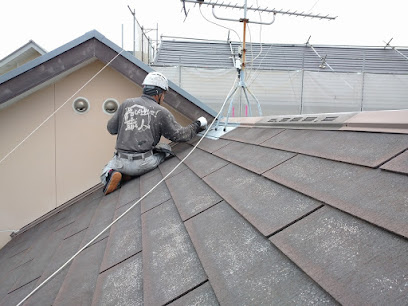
[0,60,191,248]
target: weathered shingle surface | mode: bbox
[0,126,407,305]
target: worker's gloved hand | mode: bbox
[195,116,208,132]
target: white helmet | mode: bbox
[142,72,169,91]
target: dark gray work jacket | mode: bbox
[107,94,198,153]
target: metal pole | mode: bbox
[128,6,136,57]
[300,46,306,114]
[133,12,135,56]
[142,26,144,62]
[178,56,182,87]
[156,23,159,51]
[148,37,150,64]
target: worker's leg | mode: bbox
[120,152,166,177]
[100,155,124,185]
[100,155,124,195]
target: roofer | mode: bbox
[100,71,207,195]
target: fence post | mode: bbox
[178,57,182,87]
[300,46,306,114]
[360,51,366,112]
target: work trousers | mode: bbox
[100,143,170,185]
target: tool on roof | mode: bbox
[182,0,336,131]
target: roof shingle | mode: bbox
[1,125,407,305]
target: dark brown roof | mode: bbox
[0,126,407,305]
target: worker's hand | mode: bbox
[194,116,207,132]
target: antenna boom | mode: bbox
[181,0,337,20]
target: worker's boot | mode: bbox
[103,170,122,195]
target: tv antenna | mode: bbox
[181,0,337,130]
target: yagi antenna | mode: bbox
[181,0,337,20]
[181,0,337,130]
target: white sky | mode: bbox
[1,0,407,60]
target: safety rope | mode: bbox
[16,51,233,306]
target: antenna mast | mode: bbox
[181,0,337,130]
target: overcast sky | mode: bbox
[1,0,407,60]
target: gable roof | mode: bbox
[0,40,47,76]
[0,30,216,118]
[154,38,408,73]
[0,112,407,305]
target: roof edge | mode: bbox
[10,183,103,238]
[0,30,216,117]
[0,40,47,65]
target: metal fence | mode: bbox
[128,10,157,64]
[154,65,408,116]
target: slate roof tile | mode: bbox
[185,201,338,305]
[140,169,172,214]
[53,238,107,306]
[165,168,222,221]
[220,126,284,144]
[261,129,408,168]
[204,163,323,236]
[23,229,87,306]
[158,155,188,180]
[115,177,141,209]
[188,135,231,153]
[173,143,229,178]
[380,150,408,174]
[263,154,408,238]
[0,279,37,306]
[270,206,408,304]
[78,192,118,249]
[213,140,297,174]
[141,199,207,305]
[63,196,101,240]
[1,125,407,305]
[10,223,72,293]
[167,281,219,306]
[99,202,142,273]
[0,257,32,302]
[92,253,143,306]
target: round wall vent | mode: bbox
[103,98,120,115]
[72,97,90,114]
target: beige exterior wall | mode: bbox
[0,60,197,248]
[0,86,56,248]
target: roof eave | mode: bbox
[0,30,216,118]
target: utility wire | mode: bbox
[0,50,125,166]
[199,5,241,42]
[17,58,233,306]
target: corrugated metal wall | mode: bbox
[158,66,408,116]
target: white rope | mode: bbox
[0,229,18,233]
[247,44,274,86]
[16,61,232,306]
[0,49,124,166]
